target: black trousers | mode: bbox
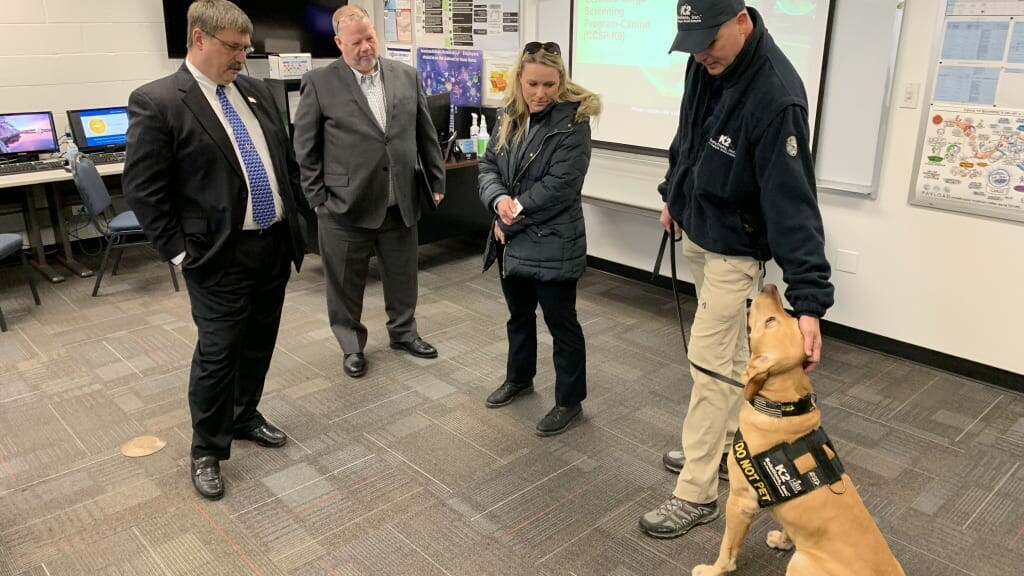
[183,223,292,460]
[318,205,419,354]
[501,275,586,407]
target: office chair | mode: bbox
[0,233,41,332]
[69,154,179,297]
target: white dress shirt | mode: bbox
[187,59,284,229]
[349,61,396,206]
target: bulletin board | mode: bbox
[380,1,523,106]
[910,0,1024,223]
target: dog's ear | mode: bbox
[743,354,771,402]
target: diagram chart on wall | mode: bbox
[911,1,1024,222]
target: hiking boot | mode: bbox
[662,450,729,481]
[639,496,720,538]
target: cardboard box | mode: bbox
[268,53,312,80]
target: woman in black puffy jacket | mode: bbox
[478,41,601,437]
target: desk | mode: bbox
[418,159,490,245]
[2,159,488,280]
[0,163,122,282]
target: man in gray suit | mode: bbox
[293,5,445,378]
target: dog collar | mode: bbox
[750,393,817,418]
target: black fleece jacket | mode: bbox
[658,7,833,318]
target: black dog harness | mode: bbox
[732,424,846,508]
[732,392,845,508]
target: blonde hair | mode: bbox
[493,48,601,152]
[186,0,252,50]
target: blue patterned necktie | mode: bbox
[216,85,276,229]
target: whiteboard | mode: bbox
[571,0,832,155]
[814,0,904,197]
[549,0,905,204]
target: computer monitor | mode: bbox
[0,111,59,159]
[426,92,452,141]
[66,106,129,153]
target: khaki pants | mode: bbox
[673,233,760,504]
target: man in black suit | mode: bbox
[123,0,312,500]
[293,6,446,379]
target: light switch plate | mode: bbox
[836,249,859,274]
[899,82,921,109]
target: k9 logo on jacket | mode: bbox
[709,133,737,157]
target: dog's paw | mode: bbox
[691,565,719,576]
[766,529,795,550]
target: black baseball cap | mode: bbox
[670,0,746,54]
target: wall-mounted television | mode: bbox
[162,1,348,59]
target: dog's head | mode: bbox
[743,284,811,402]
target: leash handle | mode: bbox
[653,230,689,354]
[652,231,668,281]
[668,232,688,354]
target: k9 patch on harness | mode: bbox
[732,427,845,508]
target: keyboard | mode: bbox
[0,158,67,176]
[87,151,126,165]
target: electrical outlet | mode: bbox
[835,249,859,274]
[899,82,920,109]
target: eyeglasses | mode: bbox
[206,32,254,56]
[523,41,561,56]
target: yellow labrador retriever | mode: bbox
[693,284,905,576]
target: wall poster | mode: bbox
[910,0,1024,223]
[416,47,484,106]
[413,0,520,50]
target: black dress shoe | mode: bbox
[237,422,287,448]
[191,456,224,500]
[390,337,438,359]
[344,352,367,377]
[485,380,534,408]
[536,404,582,437]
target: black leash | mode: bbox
[653,230,746,390]
[653,230,688,353]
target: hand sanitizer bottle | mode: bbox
[470,113,480,156]
[477,115,490,156]
[64,132,78,161]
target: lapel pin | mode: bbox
[247,96,257,104]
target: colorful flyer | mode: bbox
[416,47,484,106]
[483,55,515,105]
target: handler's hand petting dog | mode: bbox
[692,285,905,576]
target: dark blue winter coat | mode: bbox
[479,101,591,282]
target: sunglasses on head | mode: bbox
[523,41,561,56]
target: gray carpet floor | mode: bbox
[0,238,1021,575]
